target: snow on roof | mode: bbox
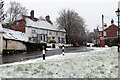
[25,18,65,32]
[3,28,28,42]
[16,15,23,21]
[0,23,3,32]
[98,26,108,31]
[98,24,117,31]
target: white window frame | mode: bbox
[117,31,120,36]
[49,31,52,35]
[56,32,58,35]
[32,29,36,34]
[99,32,102,36]
[16,22,19,26]
[103,31,106,36]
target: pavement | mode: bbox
[0,46,93,64]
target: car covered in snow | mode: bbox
[86,43,94,47]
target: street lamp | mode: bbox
[115,8,120,52]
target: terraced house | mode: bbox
[12,10,66,43]
[93,19,119,46]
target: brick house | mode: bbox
[11,10,66,43]
[98,20,118,39]
[11,19,26,33]
[104,24,118,38]
[93,19,119,46]
[11,10,39,33]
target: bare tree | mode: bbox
[57,9,86,44]
[85,30,93,43]
[0,0,6,23]
[6,1,28,24]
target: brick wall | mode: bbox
[104,25,118,38]
[12,20,26,33]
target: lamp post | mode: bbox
[115,8,120,52]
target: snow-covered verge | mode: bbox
[0,47,118,78]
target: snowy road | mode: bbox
[1,46,92,64]
[0,46,118,78]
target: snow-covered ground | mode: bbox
[0,46,118,78]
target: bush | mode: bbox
[39,43,47,51]
[48,39,56,43]
[24,42,47,51]
[105,38,118,47]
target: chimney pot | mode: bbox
[45,15,53,25]
[111,19,114,24]
[30,10,34,19]
[45,15,50,21]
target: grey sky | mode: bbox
[4,0,120,32]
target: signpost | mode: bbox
[100,15,105,47]
[100,36,105,47]
[43,46,45,60]
[62,45,64,56]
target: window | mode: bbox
[16,22,19,26]
[32,29,36,34]
[62,38,64,43]
[58,37,60,43]
[33,37,38,42]
[43,35,46,41]
[37,34,41,41]
[49,31,52,35]
[117,31,120,36]
[56,32,58,35]
[41,36,42,40]
[99,32,102,36]
[29,37,32,41]
[103,31,106,36]
[62,33,64,36]
[48,37,51,40]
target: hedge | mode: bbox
[48,39,56,43]
[23,42,47,52]
[105,38,118,47]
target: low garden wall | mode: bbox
[47,43,72,48]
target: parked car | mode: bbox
[86,43,94,47]
[73,43,79,47]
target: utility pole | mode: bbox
[115,8,120,52]
[100,14,105,47]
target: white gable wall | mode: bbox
[0,32,3,54]
[47,30,66,43]
[25,18,66,43]
[25,26,66,43]
[26,26,48,43]
[3,40,26,50]
[25,27,32,38]
[0,23,3,54]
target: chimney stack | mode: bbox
[30,10,34,19]
[111,19,114,24]
[45,15,50,21]
[45,15,53,25]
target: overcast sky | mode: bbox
[4,0,120,32]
